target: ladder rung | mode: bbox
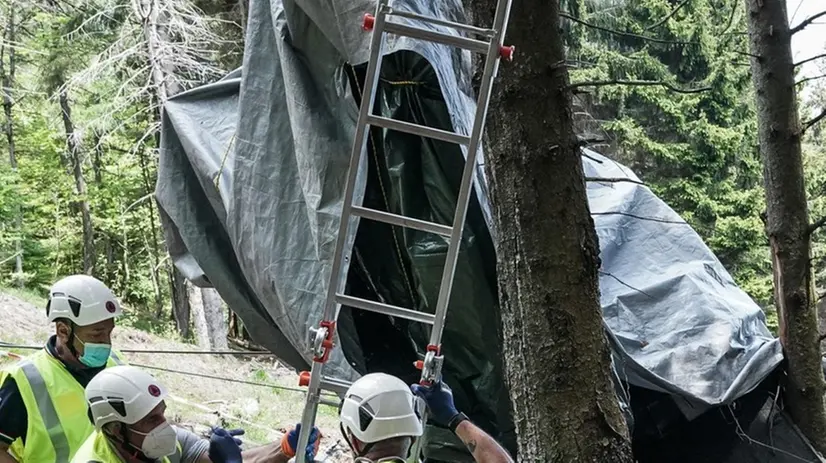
[319,376,352,396]
[383,21,490,54]
[367,115,470,145]
[352,206,452,236]
[319,397,342,407]
[386,9,495,37]
[336,294,436,325]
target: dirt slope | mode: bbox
[0,291,351,462]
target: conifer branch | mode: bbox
[568,79,711,94]
[803,109,826,135]
[791,10,826,35]
[646,0,692,31]
[559,12,698,45]
[797,74,826,87]
[795,54,826,68]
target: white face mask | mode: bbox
[131,421,177,459]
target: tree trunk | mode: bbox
[1,4,23,285]
[138,0,187,328]
[465,1,633,461]
[171,266,191,339]
[188,282,210,349]
[137,145,164,316]
[58,88,96,275]
[745,0,826,452]
[201,287,228,349]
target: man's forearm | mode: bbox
[454,421,514,463]
[240,442,289,463]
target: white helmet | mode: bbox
[339,373,423,444]
[47,275,122,326]
[85,365,168,429]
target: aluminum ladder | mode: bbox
[294,1,514,461]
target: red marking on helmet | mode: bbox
[106,301,117,313]
[148,385,161,397]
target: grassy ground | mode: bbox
[0,289,351,461]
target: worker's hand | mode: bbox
[281,423,321,461]
[411,380,460,426]
[208,427,244,463]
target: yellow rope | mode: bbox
[351,64,418,305]
[213,133,237,190]
[380,79,425,86]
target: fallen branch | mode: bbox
[559,12,697,45]
[645,0,692,30]
[795,53,826,68]
[568,79,711,94]
[791,10,826,35]
[803,109,826,134]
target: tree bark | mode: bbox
[1,3,23,285]
[465,1,633,461]
[745,0,826,452]
[171,266,191,338]
[201,287,228,349]
[58,88,96,275]
[188,281,210,349]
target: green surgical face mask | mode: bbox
[76,336,111,367]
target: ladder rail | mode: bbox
[294,3,391,461]
[407,1,513,460]
[427,0,514,353]
[295,0,515,460]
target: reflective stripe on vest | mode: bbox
[3,347,128,462]
[19,360,71,462]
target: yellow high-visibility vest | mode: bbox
[70,429,182,463]
[0,347,126,462]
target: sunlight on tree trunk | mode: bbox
[201,287,228,349]
[745,0,826,452]
[58,87,96,276]
[189,281,210,349]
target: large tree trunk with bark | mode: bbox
[58,88,96,275]
[745,0,826,452]
[1,4,23,285]
[465,1,633,461]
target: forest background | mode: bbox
[1,0,825,344]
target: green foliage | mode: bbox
[0,0,244,334]
[567,0,773,306]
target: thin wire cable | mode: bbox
[129,363,340,398]
[0,341,338,398]
[0,342,272,356]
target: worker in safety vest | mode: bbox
[0,275,128,463]
[338,374,514,463]
[74,365,322,463]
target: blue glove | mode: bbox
[283,423,321,461]
[410,380,460,426]
[209,427,244,463]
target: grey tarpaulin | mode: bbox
[155,0,784,458]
